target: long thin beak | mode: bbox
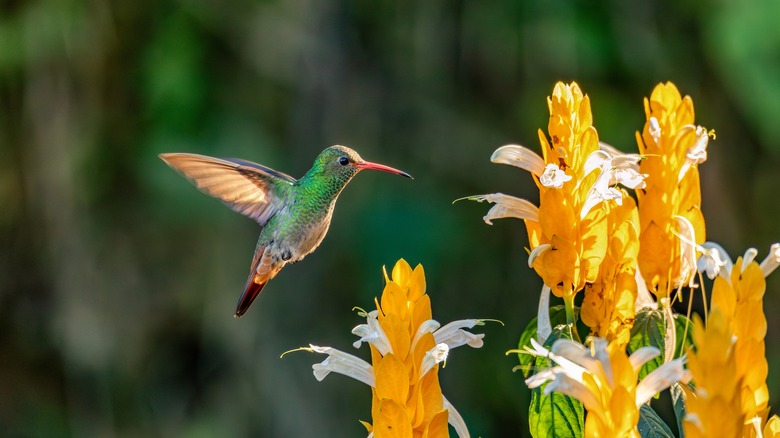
[355,161,413,179]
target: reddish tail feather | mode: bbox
[234,279,267,317]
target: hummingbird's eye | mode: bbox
[338,156,349,166]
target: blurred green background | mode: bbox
[2,0,780,436]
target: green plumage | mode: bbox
[160,145,411,317]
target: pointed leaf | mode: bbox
[674,315,694,358]
[670,383,688,438]
[517,305,571,377]
[628,308,665,380]
[528,325,584,438]
[637,404,674,438]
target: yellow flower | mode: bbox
[298,259,486,438]
[698,243,780,435]
[764,416,780,438]
[635,82,712,298]
[581,193,640,346]
[467,82,647,336]
[683,310,744,438]
[526,337,689,437]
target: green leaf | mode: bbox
[637,404,675,438]
[628,308,665,380]
[528,325,585,438]
[517,318,539,377]
[516,305,571,377]
[674,314,695,358]
[671,383,689,438]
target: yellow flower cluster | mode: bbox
[364,260,450,438]
[712,258,769,427]
[301,259,483,437]
[525,337,688,438]
[635,82,709,298]
[581,196,640,346]
[684,309,744,438]
[686,253,780,437]
[526,83,608,302]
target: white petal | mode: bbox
[465,193,539,225]
[528,244,551,268]
[434,320,484,349]
[587,148,646,190]
[760,243,780,277]
[525,366,559,388]
[551,338,610,385]
[443,395,471,438]
[411,319,441,351]
[491,144,546,176]
[351,313,393,355]
[613,167,646,189]
[542,372,602,413]
[309,345,376,387]
[541,339,587,381]
[674,216,698,287]
[537,285,552,343]
[540,163,572,188]
[661,298,677,363]
[628,346,661,372]
[419,343,449,379]
[526,337,551,357]
[635,268,658,310]
[590,338,614,386]
[742,248,758,271]
[635,358,691,406]
[678,126,709,182]
[583,150,610,177]
[697,241,733,280]
[580,181,622,219]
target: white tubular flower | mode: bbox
[635,268,658,310]
[462,193,540,225]
[675,215,698,287]
[410,319,442,351]
[540,163,573,188]
[443,396,471,438]
[524,337,690,434]
[760,242,780,277]
[491,144,546,176]
[308,345,376,387]
[528,244,552,268]
[678,125,710,182]
[351,310,393,355]
[635,358,691,406]
[419,343,450,378]
[697,241,733,280]
[433,319,486,349]
[537,285,552,342]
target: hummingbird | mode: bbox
[160,145,412,317]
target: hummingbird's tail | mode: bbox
[234,280,267,318]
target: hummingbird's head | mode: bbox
[312,145,412,182]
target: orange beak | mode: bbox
[355,161,413,179]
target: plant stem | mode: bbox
[563,293,581,342]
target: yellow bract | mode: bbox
[367,259,449,438]
[711,258,770,435]
[581,342,641,438]
[581,193,640,346]
[635,82,707,297]
[529,82,607,299]
[684,310,744,438]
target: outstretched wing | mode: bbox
[159,153,295,226]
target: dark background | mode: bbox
[2,0,779,436]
